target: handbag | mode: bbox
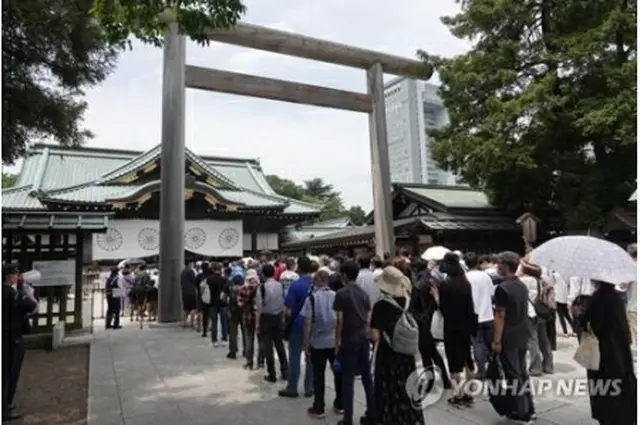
[532,279,553,321]
[486,354,516,416]
[430,309,444,341]
[573,324,600,370]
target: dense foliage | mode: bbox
[91,0,246,48]
[2,172,17,188]
[2,0,118,164]
[420,0,636,230]
[266,175,367,224]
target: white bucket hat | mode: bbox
[375,266,411,297]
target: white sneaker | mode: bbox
[221,341,228,347]
[214,342,220,348]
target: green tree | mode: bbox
[346,205,367,226]
[318,196,346,221]
[420,0,636,231]
[303,178,338,200]
[91,0,246,48]
[2,0,119,164]
[265,175,306,200]
[266,174,352,221]
[2,172,17,188]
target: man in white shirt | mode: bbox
[549,271,574,337]
[355,254,380,308]
[518,261,553,376]
[465,252,495,377]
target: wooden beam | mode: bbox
[207,23,432,79]
[185,66,373,113]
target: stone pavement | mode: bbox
[86,320,598,425]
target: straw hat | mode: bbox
[375,266,411,297]
[519,256,542,278]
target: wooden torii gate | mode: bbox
[157,20,433,322]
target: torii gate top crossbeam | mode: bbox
[207,22,432,80]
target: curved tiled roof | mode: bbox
[4,144,321,217]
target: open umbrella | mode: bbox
[529,236,636,285]
[117,258,145,269]
[421,246,450,261]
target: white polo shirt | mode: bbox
[466,270,495,323]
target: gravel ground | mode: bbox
[12,344,89,425]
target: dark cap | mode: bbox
[496,251,521,273]
[2,263,20,281]
[2,263,19,275]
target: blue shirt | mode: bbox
[301,286,336,349]
[285,275,313,334]
[229,265,245,280]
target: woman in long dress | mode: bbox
[410,262,452,390]
[370,265,424,425]
[434,253,476,406]
[580,280,636,425]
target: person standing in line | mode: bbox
[328,255,346,292]
[180,261,198,328]
[279,257,299,297]
[238,269,260,369]
[618,243,637,348]
[197,262,213,338]
[333,260,375,425]
[105,267,123,329]
[465,252,495,378]
[223,274,246,360]
[355,253,380,310]
[492,252,536,424]
[280,256,314,398]
[370,255,384,280]
[519,259,554,376]
[370,266,423,425]
[568,276,594,341]
[131,265,152,328]
[434,253,477,406]
[539,268,557,351]
[580,279,637,425]
[256,264,288,383]
[207,263,229,347]
[302,270,342,419]
[552,270,574,337]
[2,264,38,422]
[273,259,285,281]
[318,256,333,275]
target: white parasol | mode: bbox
[529,236,637,285]
[117,258,145,269]
[421,246,451,262]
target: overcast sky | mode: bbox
[13,0,471,211]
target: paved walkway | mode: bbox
[85,320,597,425]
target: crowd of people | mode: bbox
[102,264,159,330]
[98,244,637,425]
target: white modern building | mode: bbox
[384,77,458,185]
